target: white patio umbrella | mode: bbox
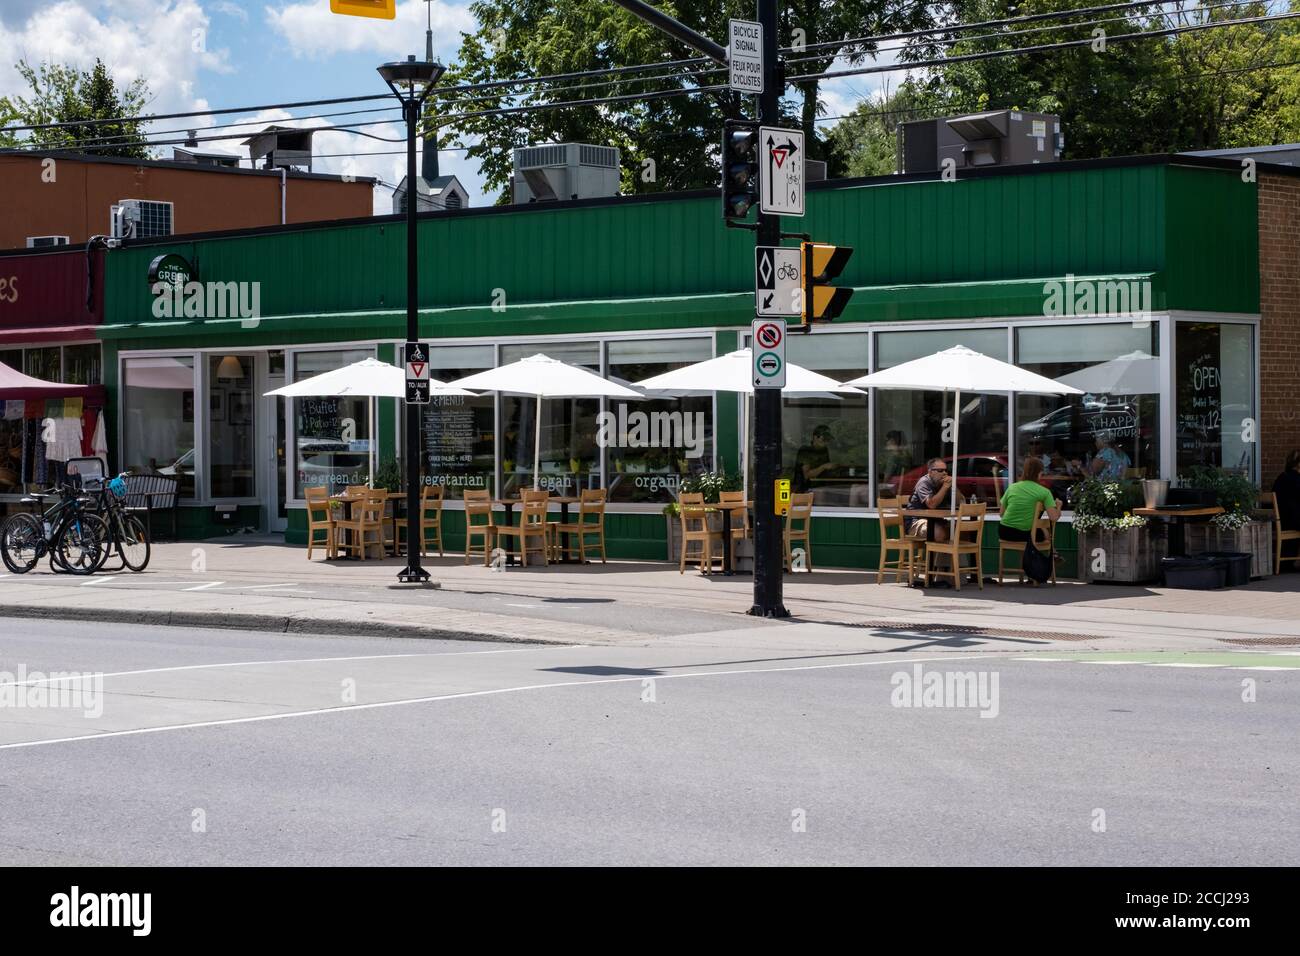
[1056,350,1159,395]
[635,348,863,490]
[447,353,642,490]
[265,358,476,485]
[845,345,1083,513]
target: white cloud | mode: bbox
[264,0,474,61]
[0,0,233,120]
[213,1,250,23]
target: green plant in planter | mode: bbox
[662,469,743,516]
[1179,465,1259,530]
[1071,477,1147,532]
[373,457,403,493]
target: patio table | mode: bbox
[491,496,581,565]
[1133,506,1224,557]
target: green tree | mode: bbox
[0,58,151,158]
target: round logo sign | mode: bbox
[756,322,783,349]
[756,351,783,377]
[147,253,195,288]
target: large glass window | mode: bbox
[63,344,101,385]
[419,344,495,498]
[293,349,372,497]
[0,348,21,371]
[209,354,255,499]
[500,342,600,496]
[779,332,869,507]
[123,355,196,497]
[875,328,1009,507]
[24,346,60,381]
[1176,322,1256,477]
[1016,322,1160,504]
[606,337,713,504]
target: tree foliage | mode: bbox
[0,58,151,158]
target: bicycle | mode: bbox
[0,484,109,575]
[85,474,151,572]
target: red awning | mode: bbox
[0,325,99,346]
[0,359,103,402]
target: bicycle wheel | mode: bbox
[54,513,109,576]
[0,514,43,574]
[116,513,151,572]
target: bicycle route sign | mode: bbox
[751,318,786,389]
[405,341,430,405]
[755,245,801,317]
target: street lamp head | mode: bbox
[377,54,445,101]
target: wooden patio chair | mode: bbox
[877,495,924,586]
[304,486,336,560]
[496,497,550,566]
[549,488,607,563]
[719,489,749,542]
[463,489,496,566]
[1261,491,1300,574]
[334,490,386,560]
[997,501,1057,585]
[924,501,987,590]
[397,484,445,557]
[678,492,721,575]
[783,492,814,571]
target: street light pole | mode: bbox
[378,54,444,585]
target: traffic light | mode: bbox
[721,120,760,221]
[329,0,396,19]
[800,242,854,325]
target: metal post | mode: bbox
[399,97,429,583]
[749,0,788,617]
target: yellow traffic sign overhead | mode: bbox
[330,0,396,19]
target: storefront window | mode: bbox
[1016,322,1160,504]
[1176,322,1256,477]
[780,332,869,508]
[293,349,372,497]
[875,328,1009,507]
[63,344,101,385]
[209,354,255,499]
[418,344,495,498]
[0,353,23,491]
[606,338,713,503]
[500,342,600,496]
[123,355,196,498]
[0,348,21,371]
[24,346,60,382]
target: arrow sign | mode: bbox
[405,341,431,405]
[758,126,804,217]
[754,246,800,317]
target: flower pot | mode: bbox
[1077,525,1166,583]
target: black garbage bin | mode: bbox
[1161,556,1226,589]
[1199,551,1251,586]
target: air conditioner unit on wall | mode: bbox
[25,236,70,248]
[110,199,174,239]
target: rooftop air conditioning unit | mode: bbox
[26,236,70,248]
[110,199,174,239]
[511,143,621,204]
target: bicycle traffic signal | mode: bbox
[721,120,760,222]
[800,242,854,326]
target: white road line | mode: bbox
[0,645,586,687]
[0,653,989,751]
[78,577,116,587]
[1146,663,1220,668]
[182,582,225,591]
[243,584,302,590]
[1237,666,1297,671]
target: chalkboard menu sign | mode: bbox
[298,397,343,439]
[423,395,477,471]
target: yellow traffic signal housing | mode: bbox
[330,0,396,19]
[800,241,854,325]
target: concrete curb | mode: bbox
[0,604,572,646]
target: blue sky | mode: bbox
[0,1,877,212]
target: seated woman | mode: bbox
[998,457,1062,545]
[1273,449,1300,533]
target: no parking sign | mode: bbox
[752,319,786,388]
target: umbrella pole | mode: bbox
[951,388,960,515]
[368,396,375,487]
[742,392,750,494]
[533,396,542,491]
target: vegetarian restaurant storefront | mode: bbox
[90,154,1298,572]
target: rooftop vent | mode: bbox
[242,125,315,172]
[511,143,621,203]
[897,110,1063,173]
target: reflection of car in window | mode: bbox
[1018,401,1138,444]
[895,453,1068,503]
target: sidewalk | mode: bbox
[1,537,1297,653]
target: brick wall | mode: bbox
[1258,172,1300,483]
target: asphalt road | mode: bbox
[1,619,1296,866]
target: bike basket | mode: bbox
[108,477,127,499]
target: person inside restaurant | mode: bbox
[999,457,1063,546]
[794,424,835,494]
[1273,449,1300,540]
[1074,431,1132,480]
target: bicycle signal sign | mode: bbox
[752,319,786,389]
[755,246,801,317]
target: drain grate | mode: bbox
[837,621,1113,642]
[1218,636,1300,647]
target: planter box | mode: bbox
[1077,525,1167,583]
[665,513,681,563]
[1186,519,1273,579]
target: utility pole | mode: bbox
[610,0,788,617]
[748,0,787,618]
